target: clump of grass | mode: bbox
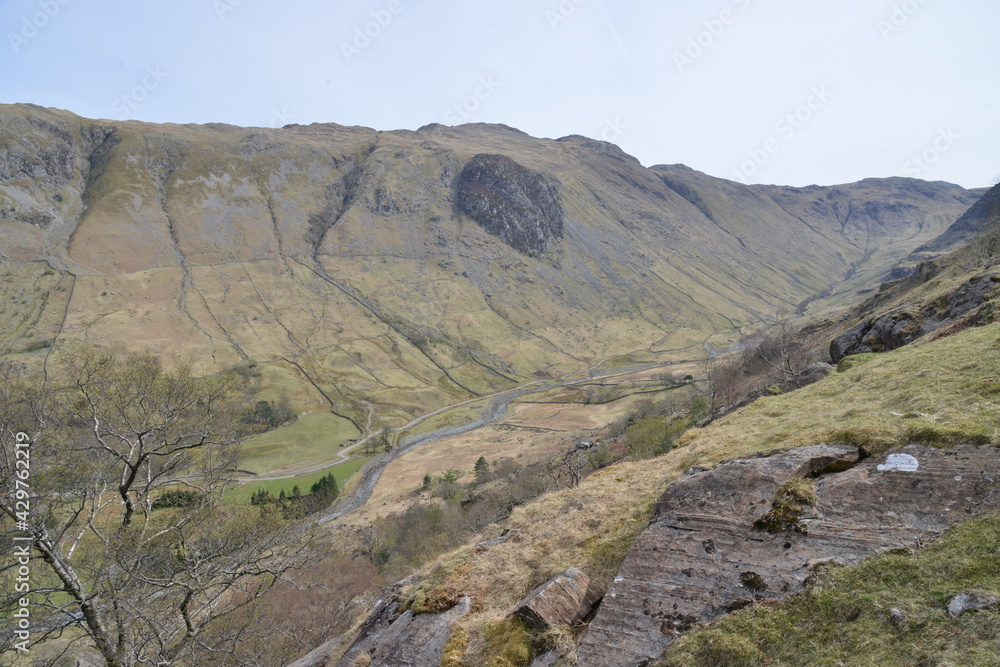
[658,516,1000,666]
[836,352,880,373]
[753,478,816,534]
[405,572,463,615]
[440,626,468,667]
[828,425,898,457]
[903,422,991,446]
[480,617,539,667]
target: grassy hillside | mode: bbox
[397,317,1000,665]
[0,104,985,483]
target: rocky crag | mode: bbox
[577,443,1000,666]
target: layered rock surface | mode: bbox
[512,567,601,628]
[577,444,1000,666]
[287,575,472,667]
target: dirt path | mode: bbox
[314,357,700,524]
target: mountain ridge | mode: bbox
[0,103,986,442]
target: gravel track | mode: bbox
[315,358,698,524]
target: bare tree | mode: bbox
[703,354,751,416]
[0,350,313,666]
[962,225,1000,271]
[543,450,587,489]
[753,319,805,383]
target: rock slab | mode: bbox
[830,272,999,362]
[947,590,1000,617]
[287,575,472,667]
[513,567,601,629]
[577,444,1000,666]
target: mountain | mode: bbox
[0,103,986,439]
[309,231,1000,667]
[915,180,1000,253]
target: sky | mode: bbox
[1,0,997,189]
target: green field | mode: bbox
[239,412,361,474]
[227,456,370,504]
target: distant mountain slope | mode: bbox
[915,181,1000,253]
[0,104,985,432]
[653,164,987,312]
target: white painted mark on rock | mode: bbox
[877,453,919,472]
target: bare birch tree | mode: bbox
[0,350,312,666]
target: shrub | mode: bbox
[151,490,205,510]
[625,415,689,460]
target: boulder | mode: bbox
[947,590,1000,617]
[333,596,472,667]
[476,529,521,549]
[577,444,1000,666]
[784,362,835,391]
[888,608,908,632]
[287,574,472,667]
[513,567,601,629]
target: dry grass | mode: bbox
[399,320,1000,665]
[677,321,1000,465]
[342,384,688,526]
[397,450,686,664]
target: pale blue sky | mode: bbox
[2,0,997,188]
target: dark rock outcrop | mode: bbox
[577,443,1000,666]
[333,593,472,667]
[456,153,563,257]
[830,311,922,362]
[831,272,1000,362]
[783,362,835,391]
[512,567,601,629]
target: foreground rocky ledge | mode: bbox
[577,443,1000,666]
